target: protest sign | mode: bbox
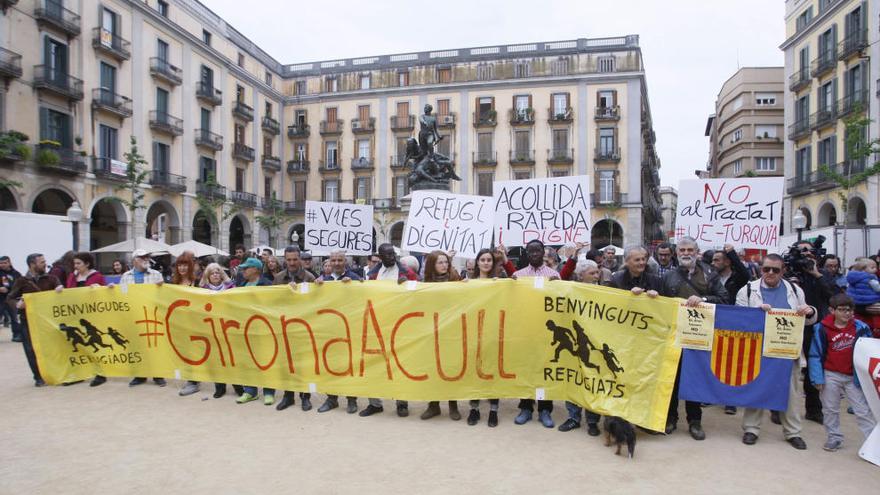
[493,176,591,247]
[675,177,783,249]
[304,200,373,255]
[402,191,492,258]
[854,338,880,466]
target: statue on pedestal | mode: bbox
[407,104,461,191]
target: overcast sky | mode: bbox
[204,0,785,188]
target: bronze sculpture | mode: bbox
[407,104,461,190]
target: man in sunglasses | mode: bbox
[736,254,817,450]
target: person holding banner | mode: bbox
[512,240,560,427]
[8,253,61,386]
[420,250,463,421]
[274,246,317,412]
[661,237,728,440]
[736,254,817,450]
[171,253,202,397]
[197,263,236,398]
[610,246,662,296]
[808,293,877,452]
[120,250,167,388]
[234,258,275,405]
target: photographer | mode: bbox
[785,239,835,424]
[820,255,847,293]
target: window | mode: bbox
[201,108,211,132]
[294,181,306,202]
[477,97,494,117]
[514,171,532,180]
[437,67,451,83]
[795,95,810,122]
[357,104,370,123]
[477,132,493,157]
[731,129,743,143]
[98,124,118,160]
[392,177,408,205]
[234,124,245,145]
[295,143,307,161]
[599,170,615,203]
[263,137,272,157]
[200,65,214,88]
[755,157,777,171]
[732,159,743,175]
[264,177,273,200]
[101,7,118,36]
[597,56,615,73]
[514,130,530,154]
[153,142,170,172]
[44,37,68,76]
[818,28,835,59]
[551,170,570,178]
[325,77,338,92]
[437,134,451,157]
[398,71,409,87]
[731,95,744,111]
[199,156,216,182]
[354,177,371,201]
[598,90,614,108]
[323,180,339,202]
[294,80,306,95]
[40,108,72,147]
[99,62,116,96]
[265,102,273,118]
[477,63,493,81]
[202,30,211,46]
[360,74,370,90]
[357,139,371,161]
[325,141,338,167]
[156,87,169,113]
[157,0,169,17]
[236,85,244,103]
[552,93,570,117]
[845,63,864,97]
[265,71,272,86]
[796,6,814,32]
[818,80,834,111]
[795,146,812,177]
[755,124,777,138]
[437,99,450,117]
[755,93,776,106]
[817,135,837,167]
[514,95,530,120]
[552,128,569,153]
[551,57,570,76]
[599,128,615,154]
[798,46,809,74]
[514,60,531,78]
[157,39,169,62]
[295,110,307,126]
[235,168,245,191]
[477,173,494,196]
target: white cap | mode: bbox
[132,249,150,258]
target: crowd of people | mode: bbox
[1,236,877,454]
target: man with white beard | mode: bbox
[661,237,729,440]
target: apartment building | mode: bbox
[782,0,879,237]
[705,67,784,178]
[0,0,663,255]
[659,186,677,241]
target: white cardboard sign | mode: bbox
[304,200,374,256]
[492,175,591,247]
[402,191,492,258]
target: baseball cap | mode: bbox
[132,249,151,259]
[239,257,263,270]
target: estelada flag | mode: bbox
[680,305,791,410]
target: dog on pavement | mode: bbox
[603,416,636,458]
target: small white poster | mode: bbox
[304,200,374,256]
[402,190,492,258]
[492,175,591,247]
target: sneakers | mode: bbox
[487,410,499,427]
[558,418,581,432]
[467,409,480,426]
[236,392,258,404]
[787,437,807,450]
[263,394,275,406]
[587,423,601,436]
[129,377,147,387]
[420,402,441,420]
[179,381,200,396]
[742,432,758,445]
[90,375,107,387]
[539,410,554,428]
[397,402,409,417]
[346,397,358,414]
[359,404,383,417]
[448,401,461,421]
[318,398,338,413]
[514,409,532,425]
[153,378,167,387]
[688,421,706,441]
[823,439,842,452]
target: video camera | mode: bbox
[783,235,827,277]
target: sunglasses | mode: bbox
[761,266,782,273]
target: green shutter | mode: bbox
[39,107,48,141]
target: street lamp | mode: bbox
[66,201,83,251]
[792,209,807,242]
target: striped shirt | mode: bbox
[513,264,560,278]
[119,269,164,287]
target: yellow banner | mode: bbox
[25,279,681,430]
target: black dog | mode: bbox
[603,416,636,459]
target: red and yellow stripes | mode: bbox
[711,330,762,386]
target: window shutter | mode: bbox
[612,90,618,106]
[60,113,71,148]
[321,180,326,201]
[830,135,837,164]
[831,24,837,54]
[596,91,601,108]
[860,2,868,31]
[564,92,570,108]
[490,97,495,110]
[39,107,49,140]
[474,97,479,116]
[527,94,532,109]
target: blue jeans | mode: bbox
[565,401,600,424]
[243,386,274,396]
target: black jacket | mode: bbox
[661,262,729,304]
[610,269,662,292]
[720,250,750,305]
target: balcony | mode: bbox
[838,90,869,118]
[351,117,376,133]
[33,144,86,175]
[437,113,456,128]
[149,110,183,136]
[92,157,127,182]
[351,157,374,170]
[288,123,310,139]
[284,200,306,212]
[509,149,535,165]
[787,118,811,140]
[91,28,130,61]
[232,142,255,162]
[34,0,80,37]
[194,129,223,151]
[319,160,341,172]
[149,170,187,193]
[810,50,837,79]
[261,155,281,172]
[390,155,408,169]
[261,116,280,135]
[196,180,226,200]
[33,66,83,101]
[591,192,623,206]
[509,109,535,126]
[549,107,574,123]
[195,81,222,106]
[230,190,257,208]
[390,115,415,132]
[473,111,497,128]
[473,151,497,167]
[789,69,811,92]
[787,160,866,196]
[809,105,837,131]
[594,147,621,163]
[838,29,868,60]
[548,148,574,164]
[91,88,132,118]
[286,159,310,174]
[0,48,22,79]
[319,120,343,135]
[149,57,182,86]
[595,106,620,121]
[232,101,254,122]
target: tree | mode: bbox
[113,137,150,244]
[254,193,290,248]
[819,112,880,264]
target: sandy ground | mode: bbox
[0,326,877,494]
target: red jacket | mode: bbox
[65,271,107,288]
